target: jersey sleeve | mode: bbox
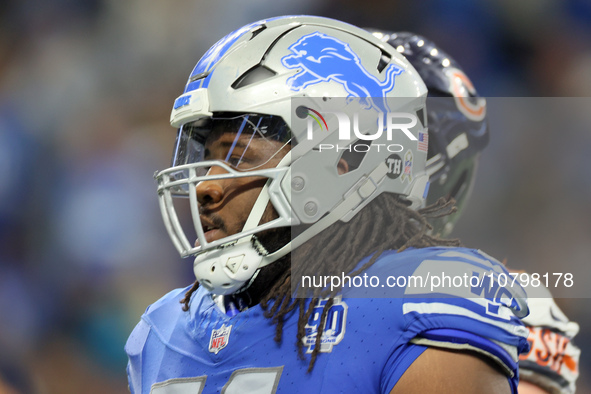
[126,319,151,394]
[125,287,190,394]
[397,248,531,392]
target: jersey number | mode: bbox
[150,366,284,394]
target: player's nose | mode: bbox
[196,166,226,206]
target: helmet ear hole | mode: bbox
[338,139,369,172]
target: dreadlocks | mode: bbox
[181,194,460,372]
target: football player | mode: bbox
[126,16,530,393]
[369,30,581,394]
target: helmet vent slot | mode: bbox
[377,51,391,73]
[416,108,425,127]
[338,139,369,172]
[232,65,277,89]
[250,25,267,40]
[261,25,301,63]
[190,71,210,83]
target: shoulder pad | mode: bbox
[517,277,580,394]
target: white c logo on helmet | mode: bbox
[445,67,486,122]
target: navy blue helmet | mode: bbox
[369,30,490,236]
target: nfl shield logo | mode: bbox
[209,324,232,354]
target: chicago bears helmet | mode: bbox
[369,30,489,236]
[156,16,429,294]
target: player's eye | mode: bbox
[227,156,242,167]
[226,154,254,169]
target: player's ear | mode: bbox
[337,158,349,175]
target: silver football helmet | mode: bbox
[156,16,429,294]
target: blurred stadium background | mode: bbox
[0,1,589,392]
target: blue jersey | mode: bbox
[126,247,530,394]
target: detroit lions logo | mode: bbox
[281,32,403,113]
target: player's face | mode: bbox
[195,131,289,246]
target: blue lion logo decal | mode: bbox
[281,32,403,113]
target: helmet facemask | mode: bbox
[156,113,294,294]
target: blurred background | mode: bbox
[0,0,589,392]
